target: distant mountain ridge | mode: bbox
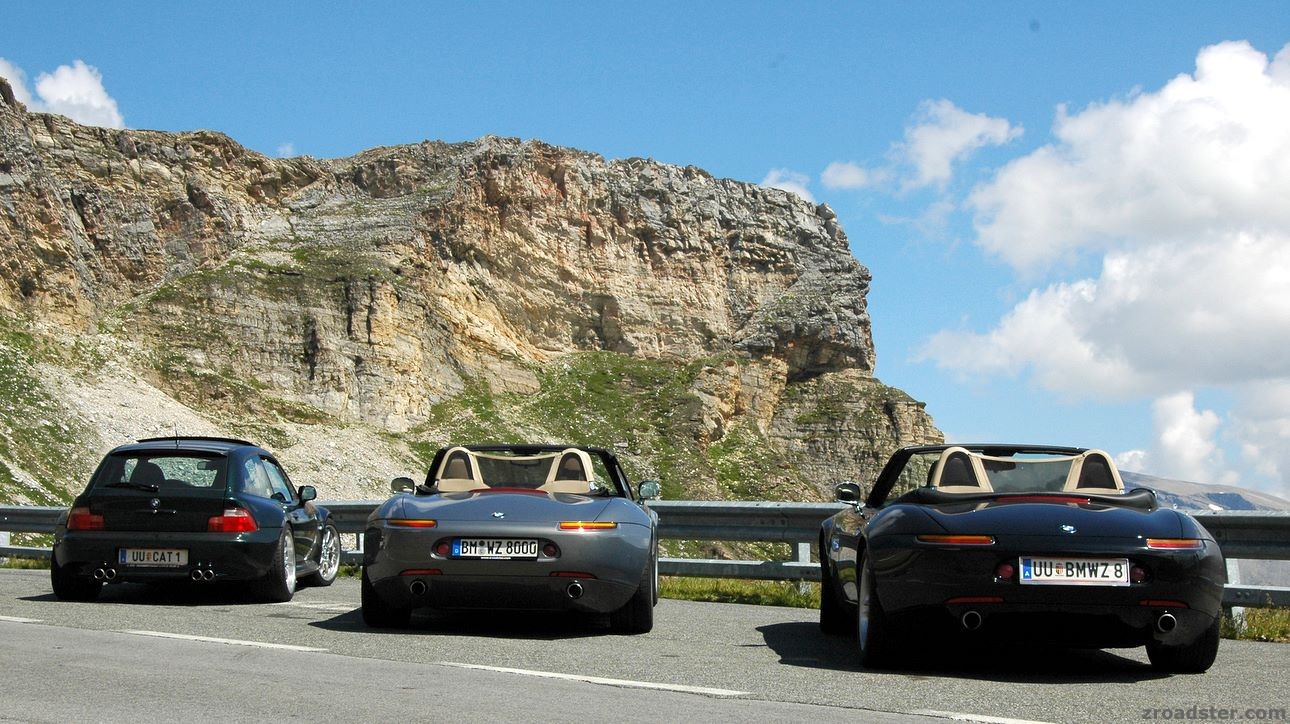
[1122,471,1290,512]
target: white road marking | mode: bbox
[119,630,327,652]
[283,602,355,613]
[438,662,748,698]
[914,710,1054,724]
[0,615,42,623]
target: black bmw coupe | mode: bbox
[819,444,1225,673]
[50,437,341,602]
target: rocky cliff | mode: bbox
[0,76,941,505]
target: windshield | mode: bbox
[981,457,1074,493]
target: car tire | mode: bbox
[50,552,101,602]
[361,566,411,628]
[819,543,851,636]
[301,523,340,588]
[258,528,297,603]
[1146,615,1220,673]
[857,550,893,668]
[610,560,655,634]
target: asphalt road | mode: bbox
[0,569,1286,723]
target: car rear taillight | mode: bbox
[558,521,618,530]
[67,506,104,531]
[1146,538,1204,550]
[388,519,437,528]
[207,507,258,533]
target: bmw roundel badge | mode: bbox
[150,498,161,509]
[492,511,505,519]
[1060,524,1077,534]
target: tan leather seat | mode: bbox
[931,447,993,493]
[1063,450,1124,493]
[436,448,481,492]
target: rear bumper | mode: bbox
[363,520,651,613]
[869,537,1225,647]
[367,571,637,613]
[53,528,282,583]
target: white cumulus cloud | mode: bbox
[901,99,1021,189]
[970,40,1290,273]
[1112,392,1237,486]
[821,100,1018,195]
[821,161,878,190]
[760,168,815,203]
[0,58,123,128]
[276,142,296,157]
[923,40,1290,498]
[0,58,34,106]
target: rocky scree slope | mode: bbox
[0,77,940,507]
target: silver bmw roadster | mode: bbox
[361,444,660,633]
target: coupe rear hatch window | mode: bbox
[91,453,229,496]
[86,453,230,532]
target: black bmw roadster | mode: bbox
[819,444,1225,673]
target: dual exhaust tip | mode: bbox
[189,569,216,582]
[92,568,117,581]
[406,579,583,599]
[955,609,1177,634]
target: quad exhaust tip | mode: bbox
[409,580,428,596]
[961,610,983,631]
[1156,612,1177,634]
[190,569,216,582]
[566,582,584,600]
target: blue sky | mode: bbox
[4,3,1290,498]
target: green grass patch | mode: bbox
[0,557,50,570]
[1224,608,1290,642]
[659,576,820,608]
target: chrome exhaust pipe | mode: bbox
[202,569,215,581]
[103,568,116,581]
[961,610,983,631]
[190,569,205,581]
[93,568,107,581]
[1156,612,1177,633]
[566,582,584,600]
[409,580,427,596]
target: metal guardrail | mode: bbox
[3,502,1288,607]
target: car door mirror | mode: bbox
[391,476,416,493]
[834,481,863,505]
[637,480,661,500]
[298,485,317,503]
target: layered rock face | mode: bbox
[0,77,940,501]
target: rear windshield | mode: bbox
[90,453,229,497]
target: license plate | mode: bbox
[452,538,539,560]
[1019,557,1130,586]
[119,548,189,567]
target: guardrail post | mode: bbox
[1224,559,1245,634]
[796,542,812,594]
